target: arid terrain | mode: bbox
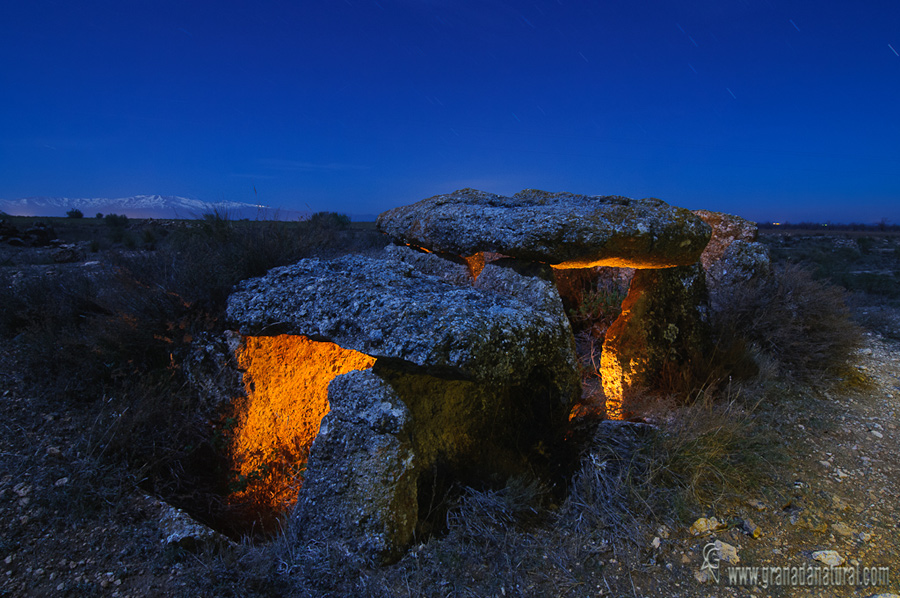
[1,215,898,597]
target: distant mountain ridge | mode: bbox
[0,195,272,219]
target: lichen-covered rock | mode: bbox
[475,258,568,321]
[383,244,473,286]
[693,209,758,270]
[292,369,416,564]
[148,495,234,551]
[226,254,578,400]
[705,240,772,313]
[230,251,581,563]
[601,264,710,418]
[377,188,711,269]
[385,244,568,320]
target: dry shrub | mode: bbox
[649,388,780,514]
[712,263,863,381]
[559,419,658,538]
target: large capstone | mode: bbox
[377,188,711,269]
[227,253,577,396]
[227,250,579,563]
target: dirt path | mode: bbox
[641,333,900,597]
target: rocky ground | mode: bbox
[620,333,900,598]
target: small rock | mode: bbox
[152,495,233,551]
[715,540,740,565]
[831,522,854,537]
[871,430,883,439]
[651,537,661,549]
[741,518,762,538]
[859,532,873,542]
[46,447,62,458]
[746,498,766,511]
[54,478,68,487]
[690,517,725,535]
[812,550,845,567]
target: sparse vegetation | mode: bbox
[66,208,84,219]
[104,212,129,227]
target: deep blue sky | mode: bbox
[2,0,899,222]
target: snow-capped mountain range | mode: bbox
[0,195,273,219]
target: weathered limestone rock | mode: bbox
[383,244,473,286]
[227,253,577,397]
[705,239,772,312]
[693,209,758,270]
[228,250,579,562]
[692,210,772,314]
[292,369,416,564]
[377,188,711,269]
[601,264,710,419]
[144,494,234,551]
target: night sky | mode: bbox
[2,0,899,223]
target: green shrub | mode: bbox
[307,211,350,230]
[66,208,84,218]
[105,213,129,227]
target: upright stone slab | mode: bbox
[693,209,772,313]
[378,188,711,269]
[693,209,758,270]
[292,369,416,564]
[601,264,711,419]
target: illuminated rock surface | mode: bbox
[377,188,711,269]
[230,335,376,511]
[601,264,710,419]
[228,249,579,563]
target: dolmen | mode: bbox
[226,188,765,563]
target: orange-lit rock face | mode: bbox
[231,335,376,510]
[462,252,486,279]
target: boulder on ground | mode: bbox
[228,250,580,562]
[377,188,711,269]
